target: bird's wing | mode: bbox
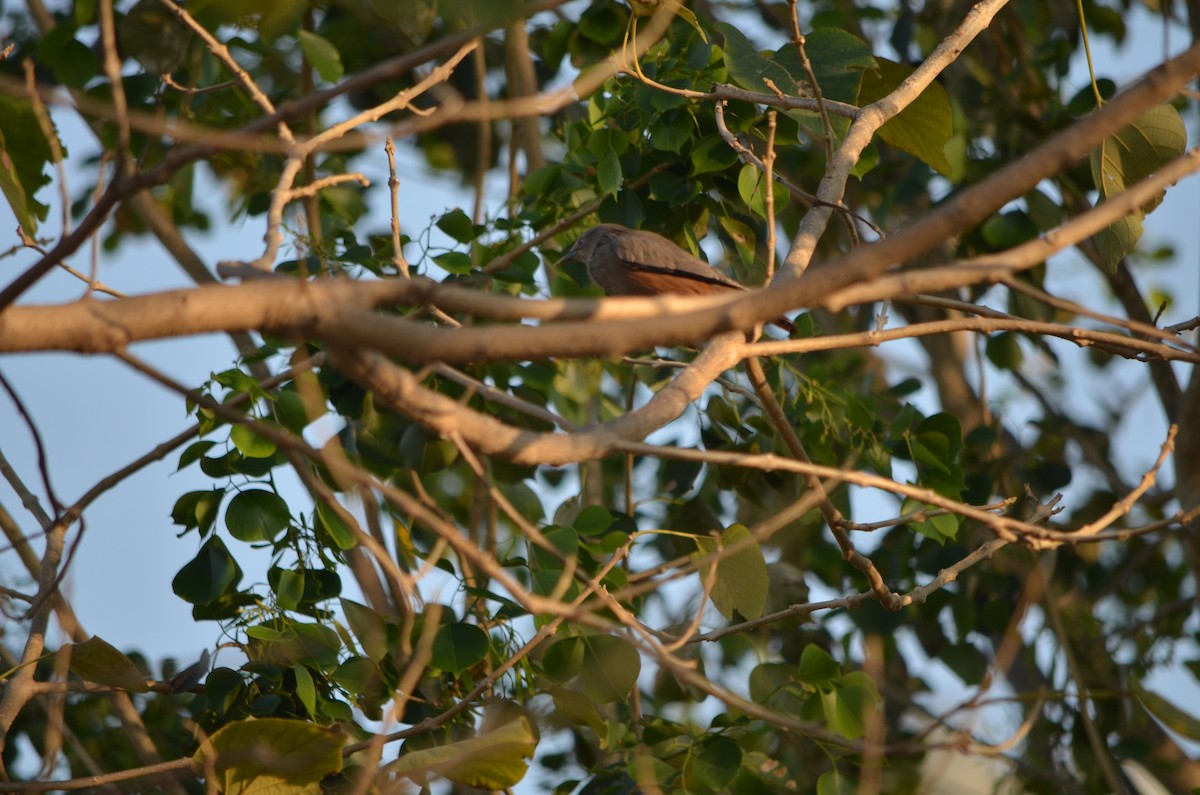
[608,230,748,292]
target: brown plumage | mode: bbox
[559,224,795,333]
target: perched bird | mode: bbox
[558,223,794,333]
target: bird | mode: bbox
[558,223,795,333]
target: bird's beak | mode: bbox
[552,240,579,270]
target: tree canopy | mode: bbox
[1,0,1199,793]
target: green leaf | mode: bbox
[1135,680,1200,741]
[433,250,473,275]
[332,656,382,699]
[691,524,768,621]
[249,622,342,669]
[0,132,34,236]
[903,499,959,543]
[647,169,697,205]
[587,127,629,157]
[543,636,584,682]
[717,215,757,269]
[66,636,149,693]
[580,635,640,703]
[178,440,218,471]
[573,505,616,536]
[716,22,803,96]
[641,716,688,746]
[910,413,966,499]
[690,136,739,177]
[38,27,100,88]
[817,768,857,795]
[431,623,489,674]
[0,98,56,236]
[634,1,706,42]
[1092,213,1142,269]
[293,665,316,717]
[364,0,435,44]
[981,211,1037,249]
[225,489,290,543]
[823,683,869,739]
[549,687,604,733]
[246,625,288,642]
[1091,104,1187,201]
[171,489,224,535]
[192,718,345,794]
[302,568,341,603]
[797,645,841,688]
[858,58,954,177]
[683,735,742,792]
[386,716,537,789]
[909,436,955,479]
[748,662,808,714]
[596,147,622,197]
[1024,187,1066,231]
[706,394,742,432]
[319,697,353,721]
[821,672,880,740]
[578,2,626,44]
[531,525,579,571]
[213,367,268,398]
[738,163,768,219]
[316,501,358,550]
[436,208,477,243]
[172,536,243,605]
[205,667,245,717]
[119,0,191,74]
[399,423,459,471]
[917,413,963,460]
[192,592,258,623]
[796,28,876,104]
[850,140,879,179]
[341,598,389,662]
[985,331,1024,370]
[231,423,278,459]
[292,623,343,668]
[649,110,692,154]
[531,566,580,603]
[298,30,344,83]
[273,390,312,433]
[275,569,305,611]
[1089,104,1186,268]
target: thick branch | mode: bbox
[779,0,1011,278]
[0,0,574,311]
[329,334,744,466]
[762,41,1200,317]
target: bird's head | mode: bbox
[556,224,625,268]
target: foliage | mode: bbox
[0,1,1199,794]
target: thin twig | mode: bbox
[764,110,778,283]
[786,0,836,162]
[385,138,411,278]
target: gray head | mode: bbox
[559,224,626,266]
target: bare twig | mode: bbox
[385,138,411,278]
[786,0,836,162]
